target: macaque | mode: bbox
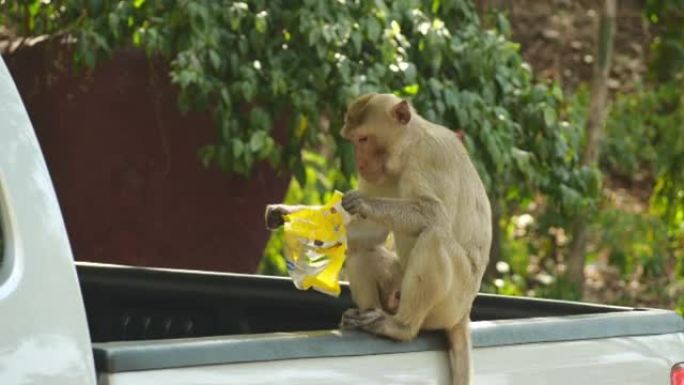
[338,93,492,385]
[264,204,403,314]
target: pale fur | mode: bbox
[340,93,492,385]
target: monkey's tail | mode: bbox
[446,317,472,385]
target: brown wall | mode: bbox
[3,42,289,273]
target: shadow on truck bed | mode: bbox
[77,262,629,343]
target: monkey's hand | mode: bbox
[342,191,372,219]
[264,205,289,230]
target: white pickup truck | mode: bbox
[1,56,684,385]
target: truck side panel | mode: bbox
[475,333,684,385]
[99,351,451,385]
[97,333,684,385]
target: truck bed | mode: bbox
[77,261,640,343]
[78,262,684,376]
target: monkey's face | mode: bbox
[341,93,412,184]
[349,131,388,184]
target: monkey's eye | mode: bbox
[357,136,368,144]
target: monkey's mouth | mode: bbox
[359,169,385,184]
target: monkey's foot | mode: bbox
[340,308,385,330]
[339,308,361,329]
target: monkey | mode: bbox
[264,204,403,314]
[338,93,492,385]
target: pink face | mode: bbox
[342,97,412,184]
[350,132,386,184]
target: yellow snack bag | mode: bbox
[282,191,350,297]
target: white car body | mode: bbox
[0,56,96,385]
[97,333,684,385]
[0,56,683,385]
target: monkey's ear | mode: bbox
[391,100,411,125]
[340,124,350,139]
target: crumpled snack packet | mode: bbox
[282,191,351,297]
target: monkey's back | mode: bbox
[412,119,492,274]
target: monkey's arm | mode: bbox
[342,192,439,235]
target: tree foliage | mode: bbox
[601,0,684,275]
[4,1,618,307]
[584,0,684,312]
[2,0,596,216]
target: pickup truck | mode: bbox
[1,56,683,385]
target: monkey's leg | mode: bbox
[344,249,384,310]
[344,229,453,341]
[341,245,403,329]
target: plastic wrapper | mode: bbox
[282,191,351,297]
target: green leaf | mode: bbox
[428,78,442,96]
[444,89,458,108]
[83,48,96,68]
[255,11,268,34]
[132,29,142,46]
[108,13,119,38]
[512,148,533,174]
[221,89,232,108]
[402,84,420,95]
[366,17,381,41]
[249,131,266,152]
[339,142,356,177]
[259,136,275,158]
[232,139,244,157]
[88,0,104,15]
[551,83,563,101]
[543,105,557,127]
[198,145,216,168]
[249,107,271,130]
[209,50,221,71]
[243,148,255,171]
[90,31,110,52]
[350,31,362,54]
[293,156,307,186]
[431,0,441,13]
[495,13,511,37]
[217,145,231,171]
[268,145,282,167]
[28,0,41,17]
[241,81,256,100]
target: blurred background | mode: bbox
[0,0,682,313]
